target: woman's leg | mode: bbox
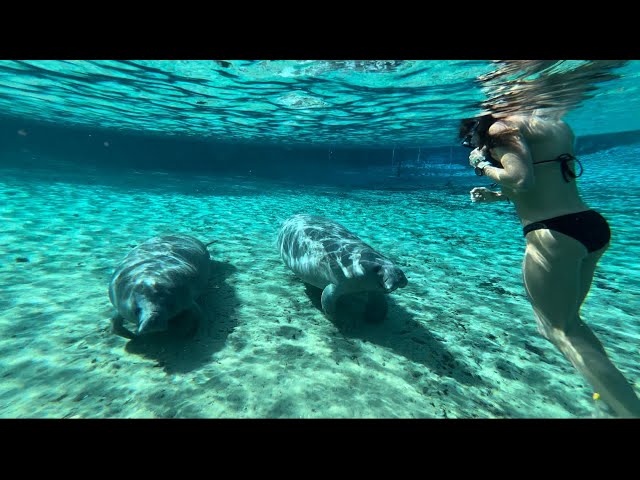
[522,229,640,417]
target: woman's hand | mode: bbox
[468,147,487,167]
[470,187,502,203]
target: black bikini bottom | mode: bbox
[523,210,611,253]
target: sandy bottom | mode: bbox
[1,150,638,418]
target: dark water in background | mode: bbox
[1,60,639,190]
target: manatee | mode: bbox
[108,234,212,337]
[276,214,407,321]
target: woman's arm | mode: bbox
[477,122,535,192]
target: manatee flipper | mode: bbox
[364,291,388,323]
[321,283,342,318]
[110,315,136,339]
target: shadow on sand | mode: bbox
[303,284,485,387]
[122,260,239,374]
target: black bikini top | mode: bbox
[533,153,583,183]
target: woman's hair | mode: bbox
[458,114,520,150]
[458,114,497,148]
[458,117,481,141]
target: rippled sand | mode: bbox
[1,150,638,418]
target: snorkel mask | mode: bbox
[460,115,502,170]
[460,114,498,150]
[461,120,480,149]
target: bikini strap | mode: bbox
[533,154,583,182]
[557,154,583,182]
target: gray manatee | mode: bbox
[277,214,407,320]
[108,234,212,337]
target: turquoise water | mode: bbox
[0,60,638,418]
[1,60,639,146]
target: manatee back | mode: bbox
[277,214,390,288]
[108,234,212,320]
